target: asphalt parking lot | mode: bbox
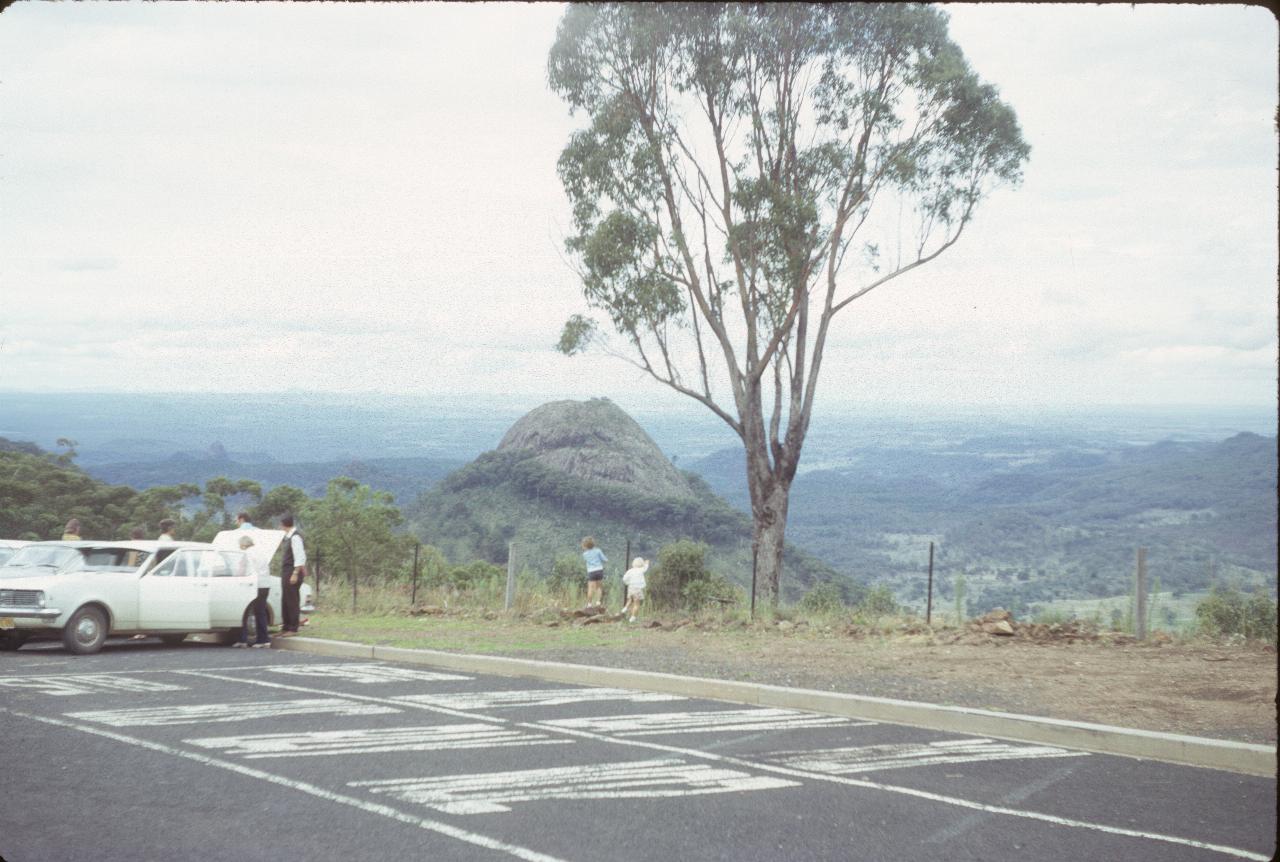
[1,639,1274,862]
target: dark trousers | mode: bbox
[238,588,271,644]
[281,575,301,632]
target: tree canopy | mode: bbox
[549,3,1028,599]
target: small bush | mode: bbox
[547,554,586,599]
[798,582,845,615]
[858,584,899,620]
[1196,585,1278,643]
[647,539,711,610]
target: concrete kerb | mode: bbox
[272,636,1277,777]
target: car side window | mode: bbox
[196,550,234,578]
[148,556,179,578]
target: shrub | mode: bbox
[858,584,898,620]
[547,553,586,603]
[647,539,713,611]
[798,582,845,615]
[1196,585,1278,643]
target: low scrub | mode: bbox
[1194,585,1278,644]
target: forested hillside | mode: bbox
[407,400,850,601]
[687,432,1277,612]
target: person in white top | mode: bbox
[157,518,178,544]
[622,557,649,622]
[232,534,272,648]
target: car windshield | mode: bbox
[0,545,149,576]
[2,545,80,573]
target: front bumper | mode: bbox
[0,606,62,621]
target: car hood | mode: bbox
[0,573,59,590]
[212,528,285,572]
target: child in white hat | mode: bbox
[622,557,649,622]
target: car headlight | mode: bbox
[36,591,47,608]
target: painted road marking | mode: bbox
[540,707,865,736]
[185,723,571,759]
[5,708,569,862]
[66,698,399,727]
[766,738,1087,774]
[349,758,800,815]
[265,663,471,684]
[534,723,1271,861]
[0,674,187,697]
[396,687,684,711]
[173,667,1272,859]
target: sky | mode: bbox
[0,2,1275,418]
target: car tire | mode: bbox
[159,633,187,646]
[0,632,28,651]
[62,606,108,655]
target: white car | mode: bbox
[0,537,313,654]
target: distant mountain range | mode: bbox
[7,391,1273,611]
[685,430,1277,611]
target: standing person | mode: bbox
[277,514,306,637]
[61,518,81,541]
[236,512,254,530]
[157,519,178,544]
[125,527,147,568]
[581,537,607,609]
[233,534,272,649]
[622,557,649,623]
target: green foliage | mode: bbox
[548,553,587,597]
[303,477,411,587]
[645,539,735,612]
[859,585,900,620]
[953,574,968,623]
[1195,585,1278,643]
[798,582,845,615]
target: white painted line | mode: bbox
[177,670,506,724]
[176,665,1270,859]
[186,724,570,759]
[0,674,188,697]
[265,663,471,684]
[541,707,864,736]
[3,708,568,862]
[349,757,799,815]
[396,687,684,711]
[528,723,1272,861]
[67,698,398,727]
[769,739,1087,774]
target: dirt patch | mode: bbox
[316,606,1279,745]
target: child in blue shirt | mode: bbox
[581,536,607,609]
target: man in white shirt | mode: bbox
[277,514,306,636]
[157,519,177,544]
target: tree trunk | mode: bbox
[749,475,792,605]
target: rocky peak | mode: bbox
[498,398,695,500]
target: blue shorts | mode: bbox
[586,570,604,582]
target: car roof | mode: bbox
[23,540,209,551]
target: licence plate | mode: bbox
[0,618,14,630]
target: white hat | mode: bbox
[632,557,647,568]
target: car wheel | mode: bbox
[0,632,28,651]
[159,633,187,646]
[62,606,108,655]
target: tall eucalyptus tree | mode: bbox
[550,3,1029,600]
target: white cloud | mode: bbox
[0,2,1275,410]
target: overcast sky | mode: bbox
[0,2,1275,416]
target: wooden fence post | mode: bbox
[1135,547,1148,640]
[505,542,516,611]
[411,542,420,608]
[926,541,935,625]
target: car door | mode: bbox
[203,550,256,629]
[137,550,211,630]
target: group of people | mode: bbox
[59,512,308,649]
[230,512,308,649]
[581,536,649,623]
